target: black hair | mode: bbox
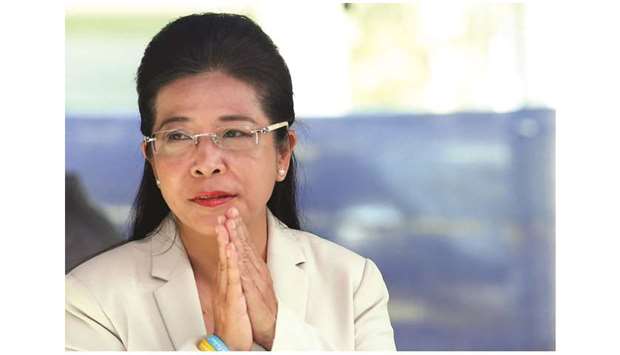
[130,13,300,241]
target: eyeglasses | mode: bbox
[143,121,289,159]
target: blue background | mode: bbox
[66,107,555,350]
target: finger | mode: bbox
[224,209,274,297]
[231,219,277,308]
[235,216,270,280]
[232,251,274,326]
[226,206,240,219]
[215,224,229,298]
[235,216,279,303]
[226,218,252,275]
[226,243,243,303]
[226,218,252,264]
[225,222,263,299]
[239,268,269,317]
[227,216,268,292]
[229,215,259,267]
[238,258,267,308]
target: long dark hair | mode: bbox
[130,13,301,241]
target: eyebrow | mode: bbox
[217,115,258,125]
[156,114,258,131]
[156,116,189,131]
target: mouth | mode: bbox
[190,191,237,208]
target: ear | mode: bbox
[140,141,149,161]
[276,130,297,181]
[141,141,161,184]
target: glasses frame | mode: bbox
[143,121,289,156]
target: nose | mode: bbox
[190,135,227,178]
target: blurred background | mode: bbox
[65,1,555,350]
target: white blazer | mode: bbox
[66,210,396,351]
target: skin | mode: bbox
[141,70,297,350]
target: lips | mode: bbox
[190,191,237,208]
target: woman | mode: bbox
[65,13,396,351]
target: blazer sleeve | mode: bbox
[270,258,396,351]
[352,258,396,350]
[65,274,125,351]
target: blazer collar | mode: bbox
[266,210,308,321]
[150,216,185,281]
[149,210,308,349]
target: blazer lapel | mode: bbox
[266,211,308,322]
[150,217,205,350]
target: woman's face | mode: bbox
[146,71,295,236]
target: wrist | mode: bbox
[197,334,229,351]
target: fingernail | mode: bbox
[232,207,239,216]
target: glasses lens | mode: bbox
[154,130,194,157]
[150,127,260,159]
[217,127,257,150]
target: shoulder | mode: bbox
[293,228,365,263]
[289,228,370,284]
[66,237,152,294]
[67,216,178,291]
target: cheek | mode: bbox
[156,160,187,184]
[235,149,278,196]
[235,144,278,172]
[154,161,190,205]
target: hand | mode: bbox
[212,221,253,351]
[220,208,279,350]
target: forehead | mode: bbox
[153,71,268,130]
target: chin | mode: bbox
[192,214,219,230]
[172,211,218,236]
[196,223,218,237]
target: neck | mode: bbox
[178,209,269,285]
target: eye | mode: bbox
[222,128,252,138]
[164,131,192,142]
